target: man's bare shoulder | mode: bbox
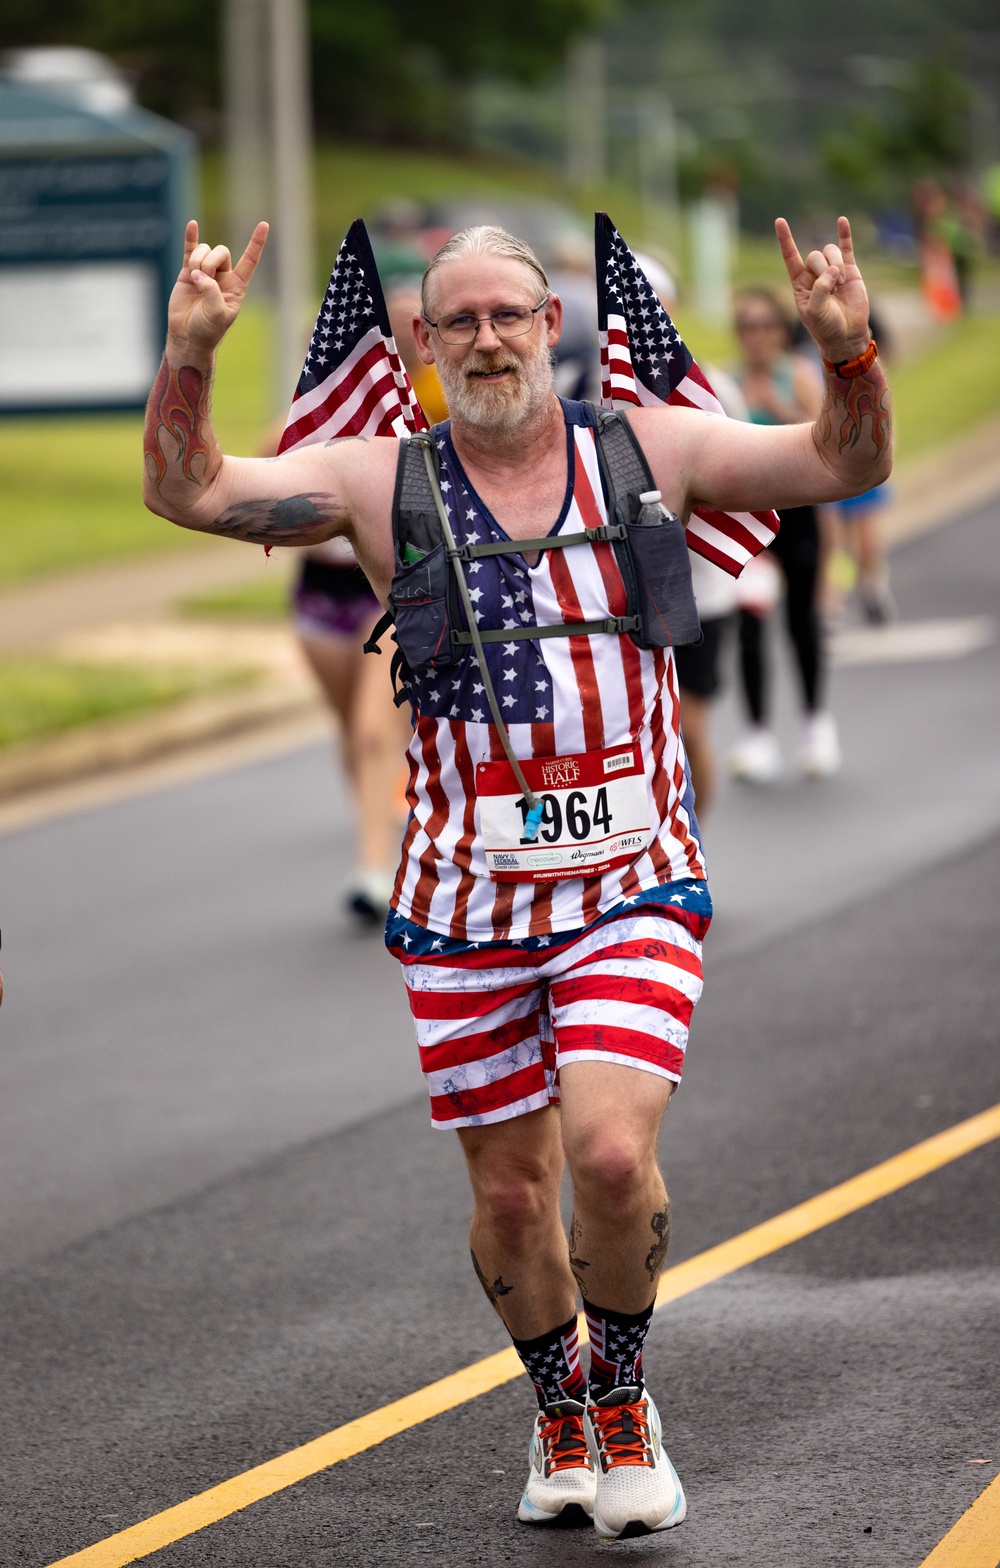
[307,432,401,483]
[289,431,400,523]
[626,403,710,449]
[622,404,719,511]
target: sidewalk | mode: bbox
[0,536,277,653]
[1,413,998,805]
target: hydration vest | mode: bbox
[366,403,701,704]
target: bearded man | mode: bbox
[144,215,891,1539]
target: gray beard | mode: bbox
[436,339,555,438]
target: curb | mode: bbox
[0,683,323,803]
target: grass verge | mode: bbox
[0,658,255,750]
[182,576,291,620]
[888,311,1000,463]
[0,306,271,591]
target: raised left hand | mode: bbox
[775,216,871,364]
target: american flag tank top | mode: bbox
[391,399,707,942]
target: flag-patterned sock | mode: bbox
[511,1316,588,1411]
[585,1300,655,1398]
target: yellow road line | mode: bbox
[918,1470,1000,1567]
[49,1102,1000,1568]
[654,1101,1000,1308]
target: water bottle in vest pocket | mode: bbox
[389,540,460,670]
[625,490,701,648]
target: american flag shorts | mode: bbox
[386,882,710,1130]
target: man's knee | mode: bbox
[461,1120,562,1241]
[564,1126,657,1214]
[474,1169,554,1240]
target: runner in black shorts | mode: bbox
[291,541,410,923]
[730,289,841,781]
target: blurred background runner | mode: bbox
[729,288,840,784]
[821,304,895,630]
[268,289,447,927]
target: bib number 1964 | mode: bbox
[515,787,612,844]
[476,743,652,883]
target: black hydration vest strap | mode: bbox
[455,524,625,560]
[592,405,656,524]
[363,608,395,655]
[453,615,640,645]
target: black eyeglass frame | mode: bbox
[422,296,551,343]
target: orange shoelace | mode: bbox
[589,1400,653,1467]
[539,1411,592,1474]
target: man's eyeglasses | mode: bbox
[423,297,550,345]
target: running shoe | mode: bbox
[344,867,394,927]
[585,1385,686,1540]
[859,575,897,626]
[517,1399,595,1525]
[729,726,783,783]
[798,712,841,778]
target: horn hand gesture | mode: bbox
[775,216,871,364]
[167,219,269,355]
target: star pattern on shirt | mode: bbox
[405,437,558,726]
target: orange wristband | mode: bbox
[822,338,878,379]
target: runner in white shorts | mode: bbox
[143,210,892,1539]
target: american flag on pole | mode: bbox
[596,213,778,577]
[278,218,427,454]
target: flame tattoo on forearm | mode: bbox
[819,364,891,457]
[143,358,215,489]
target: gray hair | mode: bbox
[421,225,549,315]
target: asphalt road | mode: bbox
[1,497,999,1566]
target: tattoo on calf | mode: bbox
[211,493,342,545]
[644,1206,670,1281]
[471,1249,513,1311]
[144,359,214,489]
[568,1215,592,1298]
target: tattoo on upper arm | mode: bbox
[471,1248,513,1312]
[820,367,891,456]
[144,359,214,489]
[211,493,343,545]
[644,1206,670,1281]
[324,435,370,447]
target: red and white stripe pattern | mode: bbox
[277,218,427,456]
[396,904,706,1129]
[596,212,778,577]
[391,408,707,944]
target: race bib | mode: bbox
[476,744,651,883]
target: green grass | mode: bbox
[182,575,290,620]
[889,312,1000,463]
[0,658,254,750]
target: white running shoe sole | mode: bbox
[586,1390,686,1539]
[517,1407,595,1525]
[592,1456,686,1539]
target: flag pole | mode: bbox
[269,0,315,415]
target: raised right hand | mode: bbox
[167,219,269,354]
